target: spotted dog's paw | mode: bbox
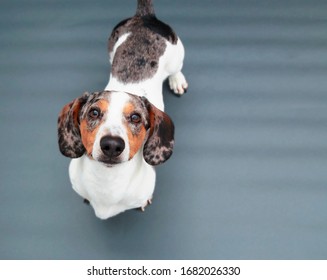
[169,71,188,95]
[140,198,153,212]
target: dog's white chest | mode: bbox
[69,154,156,219]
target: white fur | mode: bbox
[109,33,130,64]
[69,152,155,219]
[91,92,130,162]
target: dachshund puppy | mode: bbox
[58,0,187,219]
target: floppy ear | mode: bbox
[57,92,90,158]
[141,97,175,166]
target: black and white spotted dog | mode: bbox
[58,0,188,219]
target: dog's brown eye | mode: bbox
[130,113,141,124]
[88,108,100,119]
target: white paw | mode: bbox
[169,72,188,95]
[140,198,153,212]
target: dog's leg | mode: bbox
[169,71,188,95]
[165,38,188,95]
[139,197,153,212]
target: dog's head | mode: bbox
[57,91,174,166]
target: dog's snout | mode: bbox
[100,136,125,158]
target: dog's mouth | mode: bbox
[97,155,125,167]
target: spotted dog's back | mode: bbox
[105,0,188,110]
[108,16,177,84]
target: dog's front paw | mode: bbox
[140,198,153,212]
[169,72,188,95]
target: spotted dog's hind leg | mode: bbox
[169,71,188,95]
[165,38,188,96]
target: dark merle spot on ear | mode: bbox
[142,97,175,166]
[58,94,90,158]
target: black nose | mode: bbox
[100,136,125,158]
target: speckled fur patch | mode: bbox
[79,91,110,121]
[136,0,155,17]
[57,93,89,158]
[108,15,178,84]
[58,92,110,158]
[141,97,175,165]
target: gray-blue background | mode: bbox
[1,0,326,259]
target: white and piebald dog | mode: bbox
[57,0,188,219]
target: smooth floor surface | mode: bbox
[1,0,327,259]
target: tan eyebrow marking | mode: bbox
[80,99,109,156]
[123,101,147,159]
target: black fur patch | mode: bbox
[141,15,177,44]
